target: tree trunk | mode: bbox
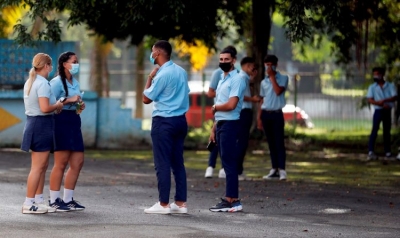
[90,35,112,97]
[135,40,145,118]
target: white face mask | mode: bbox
[69,63,80,75]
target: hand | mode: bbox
[257,118,263,130]
[69,95,81,103]
[80,101,86,110]
[209,131,216,143]
[252,95,261,103]
[149,66,160,79]
[55,100,63,114]
[376,100,385,106]
[266,65,276,77]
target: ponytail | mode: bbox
[25,67,37,96]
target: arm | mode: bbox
[244,95,261,103]
[38,97,63,113]
[142,67,159,104]
[207,88,216,98]
[269,75,285,96]
[214,97,239,112]
[367,98,384,106]
[257,98,264,130]
[209,120,217,142]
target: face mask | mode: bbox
[69,63,79,75]
[219,62,232,72]
[266,65,276,71]
[149,52,158,65]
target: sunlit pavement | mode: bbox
[0,150,399,238]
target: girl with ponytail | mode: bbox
[21,53,63,214]
[49,51,86,211]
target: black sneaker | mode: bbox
[49,198,70,212]
[209,198,232,212]
[64,198,85,211]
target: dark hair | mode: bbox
[372,67,385,76]
[240,56,255,66]
[220,47,237,59]
[57,51,76,97]
[223,45,237,57]
[154,40,172,57]
[264,54,278,64]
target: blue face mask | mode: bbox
[149,51,159,65]
[266,65,276,71]
[69,63,79,75]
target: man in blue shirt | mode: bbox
[204,46,237,179]
[237,57,260,180]
[209,47,246,212]
[143,40,190,214]
[366,67,397,160]
[257,55,289,181]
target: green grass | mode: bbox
[84,148,400,193]
[311,118,371,131]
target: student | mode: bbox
[49,51,85,211]
[209,47,246,212]
[143,40,190,214]
[21,53,63,214]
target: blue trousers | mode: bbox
[151,115,187,203]
[216,120,239,198]
[261,110,286,170]
[207,145,219,168]
[236,109,253,175]
[368,109,392,153]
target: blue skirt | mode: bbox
[21,115,54,152]
[54,110,84,152]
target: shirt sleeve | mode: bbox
[37,81,51,98]
[279,75,289,88]
[50,79,62,99]
[259,80,266,97]
[366,85,373,98]
[143,75,167,101]
[209,69,221,90]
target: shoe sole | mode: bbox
[229,206,243,212]
[67,207,85,211]
[54,208,70,212]
[171,210,188,214]
[209,208,230,212]
[22,209,47,214]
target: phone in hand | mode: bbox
[207,141,217,152]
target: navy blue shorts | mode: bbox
[21,115,54,152]
[54,110,84,152]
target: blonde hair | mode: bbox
[25,53,52,95]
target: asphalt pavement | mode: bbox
[0,149,399,238]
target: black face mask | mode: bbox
[219,62,232,72]
[373,76,383,83]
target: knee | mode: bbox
[70,159,84,171]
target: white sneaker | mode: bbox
[144,202,171,214]
[170,202,188,214]
[279,170,287,180]
[367,152,378,161]
[218,168,226,178]
[22,203,47,214]
[205,166,213,178]
[36,201,56,213]
[397,153,400,161]
[238,173,247,181]
[262,169,279,180]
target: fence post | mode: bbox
[201,71,206,125]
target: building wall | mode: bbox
[0,90,151,149]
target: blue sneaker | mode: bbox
[49,198,70,212]
[209,198,232,212]
[64,198,85,211]
[230,200,243,212]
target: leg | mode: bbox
[35,157,49,195]
[218,121,239,201]
[382,109,392,154]
[208,146,219,168]
[368,110,382,152]
[64,152,84,190]
[151,117,174,205]
[26,151,50,198]
[262,112,278,169]
[236,109,253,175]
[273,112,286,170]
[49,151,71,191]
[171,116,188,205]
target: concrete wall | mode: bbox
[0,90,151,149]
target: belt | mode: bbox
[263,109,282,113]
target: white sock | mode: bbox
[63,189,74,203]
[24,197,35,206]
[50,190,60,204]
[34,194,44,203]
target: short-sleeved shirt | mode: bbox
[215,70,246,121]
[143,60,190,117]
[24,75,56,116]
[209,68,223,90]
[239,70,252,109]
[260,71,289,110]
[50,76,82,110]
[366,81,397,109]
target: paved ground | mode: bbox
[0,149,399,238]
